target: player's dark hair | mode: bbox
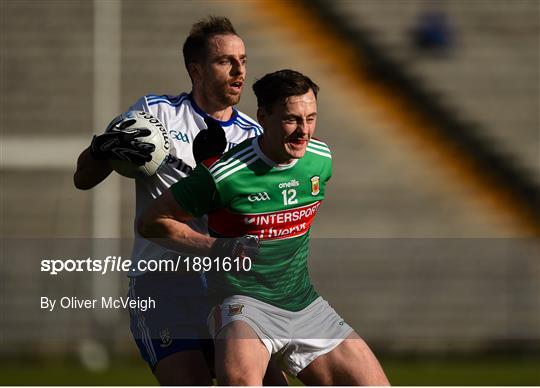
[183,16,238,70]
[252,69,319,112]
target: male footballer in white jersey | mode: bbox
[138,70,390,385]
[74,16,286,386]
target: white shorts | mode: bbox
[208,295,353,376]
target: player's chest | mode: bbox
[210,172,324,240]
[227,172,323,214]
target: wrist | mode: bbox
[210,237,228,257]
[210,235,259,259]
[89,136,105,160]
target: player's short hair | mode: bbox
[182,16,238,69]
[253,69,319,112]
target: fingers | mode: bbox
[239,236,260,259]
[111,120,152,139]
[134,141,155,154]
[113,147,153,165]
[128,141,155,164]
[132,128,152,138]
[244,243,260,259]
[116,118,137,130]
[193,119,228,164]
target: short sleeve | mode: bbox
[325,155,332,183]
[127,96,150,112]
[170,164,218,217]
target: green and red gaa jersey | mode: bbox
[170,136,332,311]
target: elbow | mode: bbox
[138,214,166,239]
[137,216,153,238]
[73,173,91,190]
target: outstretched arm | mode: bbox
[73,115,155,190]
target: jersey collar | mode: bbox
[252,137,298,170]
[187,93,238,126]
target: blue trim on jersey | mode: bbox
[235,114,260,128]
[252,124,262,135]
[235,114,263,134]
[234,121,261,135]
[146,94,166,101]
[148,94,188,107]
[146,93,186,102]
[187,93,239,126]
[235,121,263,135]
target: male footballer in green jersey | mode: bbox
[139,70,389,385]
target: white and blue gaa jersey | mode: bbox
[127,92,262,276]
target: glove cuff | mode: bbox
[210,238,228,258]
[90,135,107,160]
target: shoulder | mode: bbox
[306,138,332,160]
[233,110,263,135]
[128,93,189,114]
[304,138,332,183]
[204,138,257,183]
[143,93,190,107]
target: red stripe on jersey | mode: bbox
[208,201,322,241]
[202,155,220,169]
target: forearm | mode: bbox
[73,147,114,190]
[138,215,215,255]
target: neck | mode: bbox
[258,135,293,165]
[192,89,233,121]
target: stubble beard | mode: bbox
[220,89,241,107]
[212,79,241,108]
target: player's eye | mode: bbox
[219,59,231,65]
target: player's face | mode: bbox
[198,34,246,109]
[259,90,317,163]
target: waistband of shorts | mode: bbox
[222,295,324,317]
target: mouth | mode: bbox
[229,80,243,93]
[287,137,308,149]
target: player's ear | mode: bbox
[188,62,202,83]
[257,107,266,127]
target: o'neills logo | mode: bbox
[209,201,322,241]
[278,179,300,189]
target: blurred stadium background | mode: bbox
[1,0,539,385]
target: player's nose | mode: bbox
[231,59,245,76]
[297,118,310,135]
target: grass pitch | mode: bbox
[0,355,538,385]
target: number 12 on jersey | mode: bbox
[282,189,298,205]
